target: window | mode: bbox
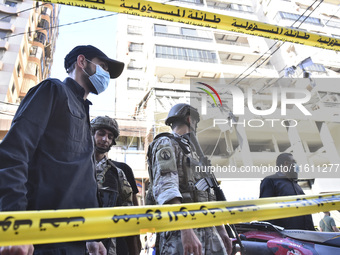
[38,19,49,30]
[155,45,217,63]
[127,78,142,89]
[129,42,143,52]
[5,0,17,7]
[208,2,252,13]
[30,46,37,56]
[127,59,143,70]
[326,20,340,28]
[11,83,15,94]
[230,55,244,61]
[154,24,167,33]
[181,28,197,37]
[154,24,212,41]
[185,71,200,77]
[305,63,326,73]
[34,32,46,44]
[178,0,203,4]
[17,63,21,77]
[224,35,238,42]
[41,6,52,16]
[127,25,143,35]
[276,11,322,26]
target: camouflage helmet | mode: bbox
[165,103,200,126]
[90,116,120,142]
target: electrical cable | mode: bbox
[324,5,340,26]
[1,12,117,40]
[229,0,324,87]
[0,2,49,22]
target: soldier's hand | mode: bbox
[216,225,232,255]
[0,245,34,255]
[181,229,202,255]
[86,241,107,255]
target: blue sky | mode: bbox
[50,5,119,116]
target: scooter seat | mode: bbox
[281,229,340,247]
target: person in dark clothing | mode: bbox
[112,160,141,255]
[260,153,315,230]
[0,45,124,255]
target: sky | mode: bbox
[50,5,119,116]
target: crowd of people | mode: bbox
[0,45,338,255]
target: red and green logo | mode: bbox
[196,82,223,107]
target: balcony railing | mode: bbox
[155,53,218,63]
[154,32,213,42]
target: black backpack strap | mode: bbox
[98,159,120,207]
[152,132,191,154]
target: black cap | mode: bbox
[64,45,124,78]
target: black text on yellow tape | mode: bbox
[39,0,340,51]
[1,193,340,246]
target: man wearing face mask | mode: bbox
[260,153,315,230]
[0,45,124,255]
[146,103,232,255]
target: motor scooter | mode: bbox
[231,222,340,255]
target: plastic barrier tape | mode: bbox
[0,193,340,246]
[39,0,340,51]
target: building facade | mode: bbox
[114,0,340,212]
[0,0,59,139]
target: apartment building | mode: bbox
[0,0,59,140]
[113,0,340,209]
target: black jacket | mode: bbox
[0,78,99,211]
[260,173,315,230]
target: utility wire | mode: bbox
[0,2,49,22]
[1,12,117,40]
[324,6,340,26]
[230,0,323,87]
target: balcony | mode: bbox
[0,21,14,32]
[154,32,213,43]
[0,40,9,50]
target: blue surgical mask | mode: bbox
[83,59,110,94]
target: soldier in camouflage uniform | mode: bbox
[147,104,232,255]
[91,116,140,255]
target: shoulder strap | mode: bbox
[147,132,190,176]
[154,132,190,154]
[146,132,190,186]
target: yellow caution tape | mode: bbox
[0,192,340,246]
[39,0,340,51]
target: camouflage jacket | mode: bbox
[147,132,216,205]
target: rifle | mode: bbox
[183,132,226,201]
[183,132,245,252]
